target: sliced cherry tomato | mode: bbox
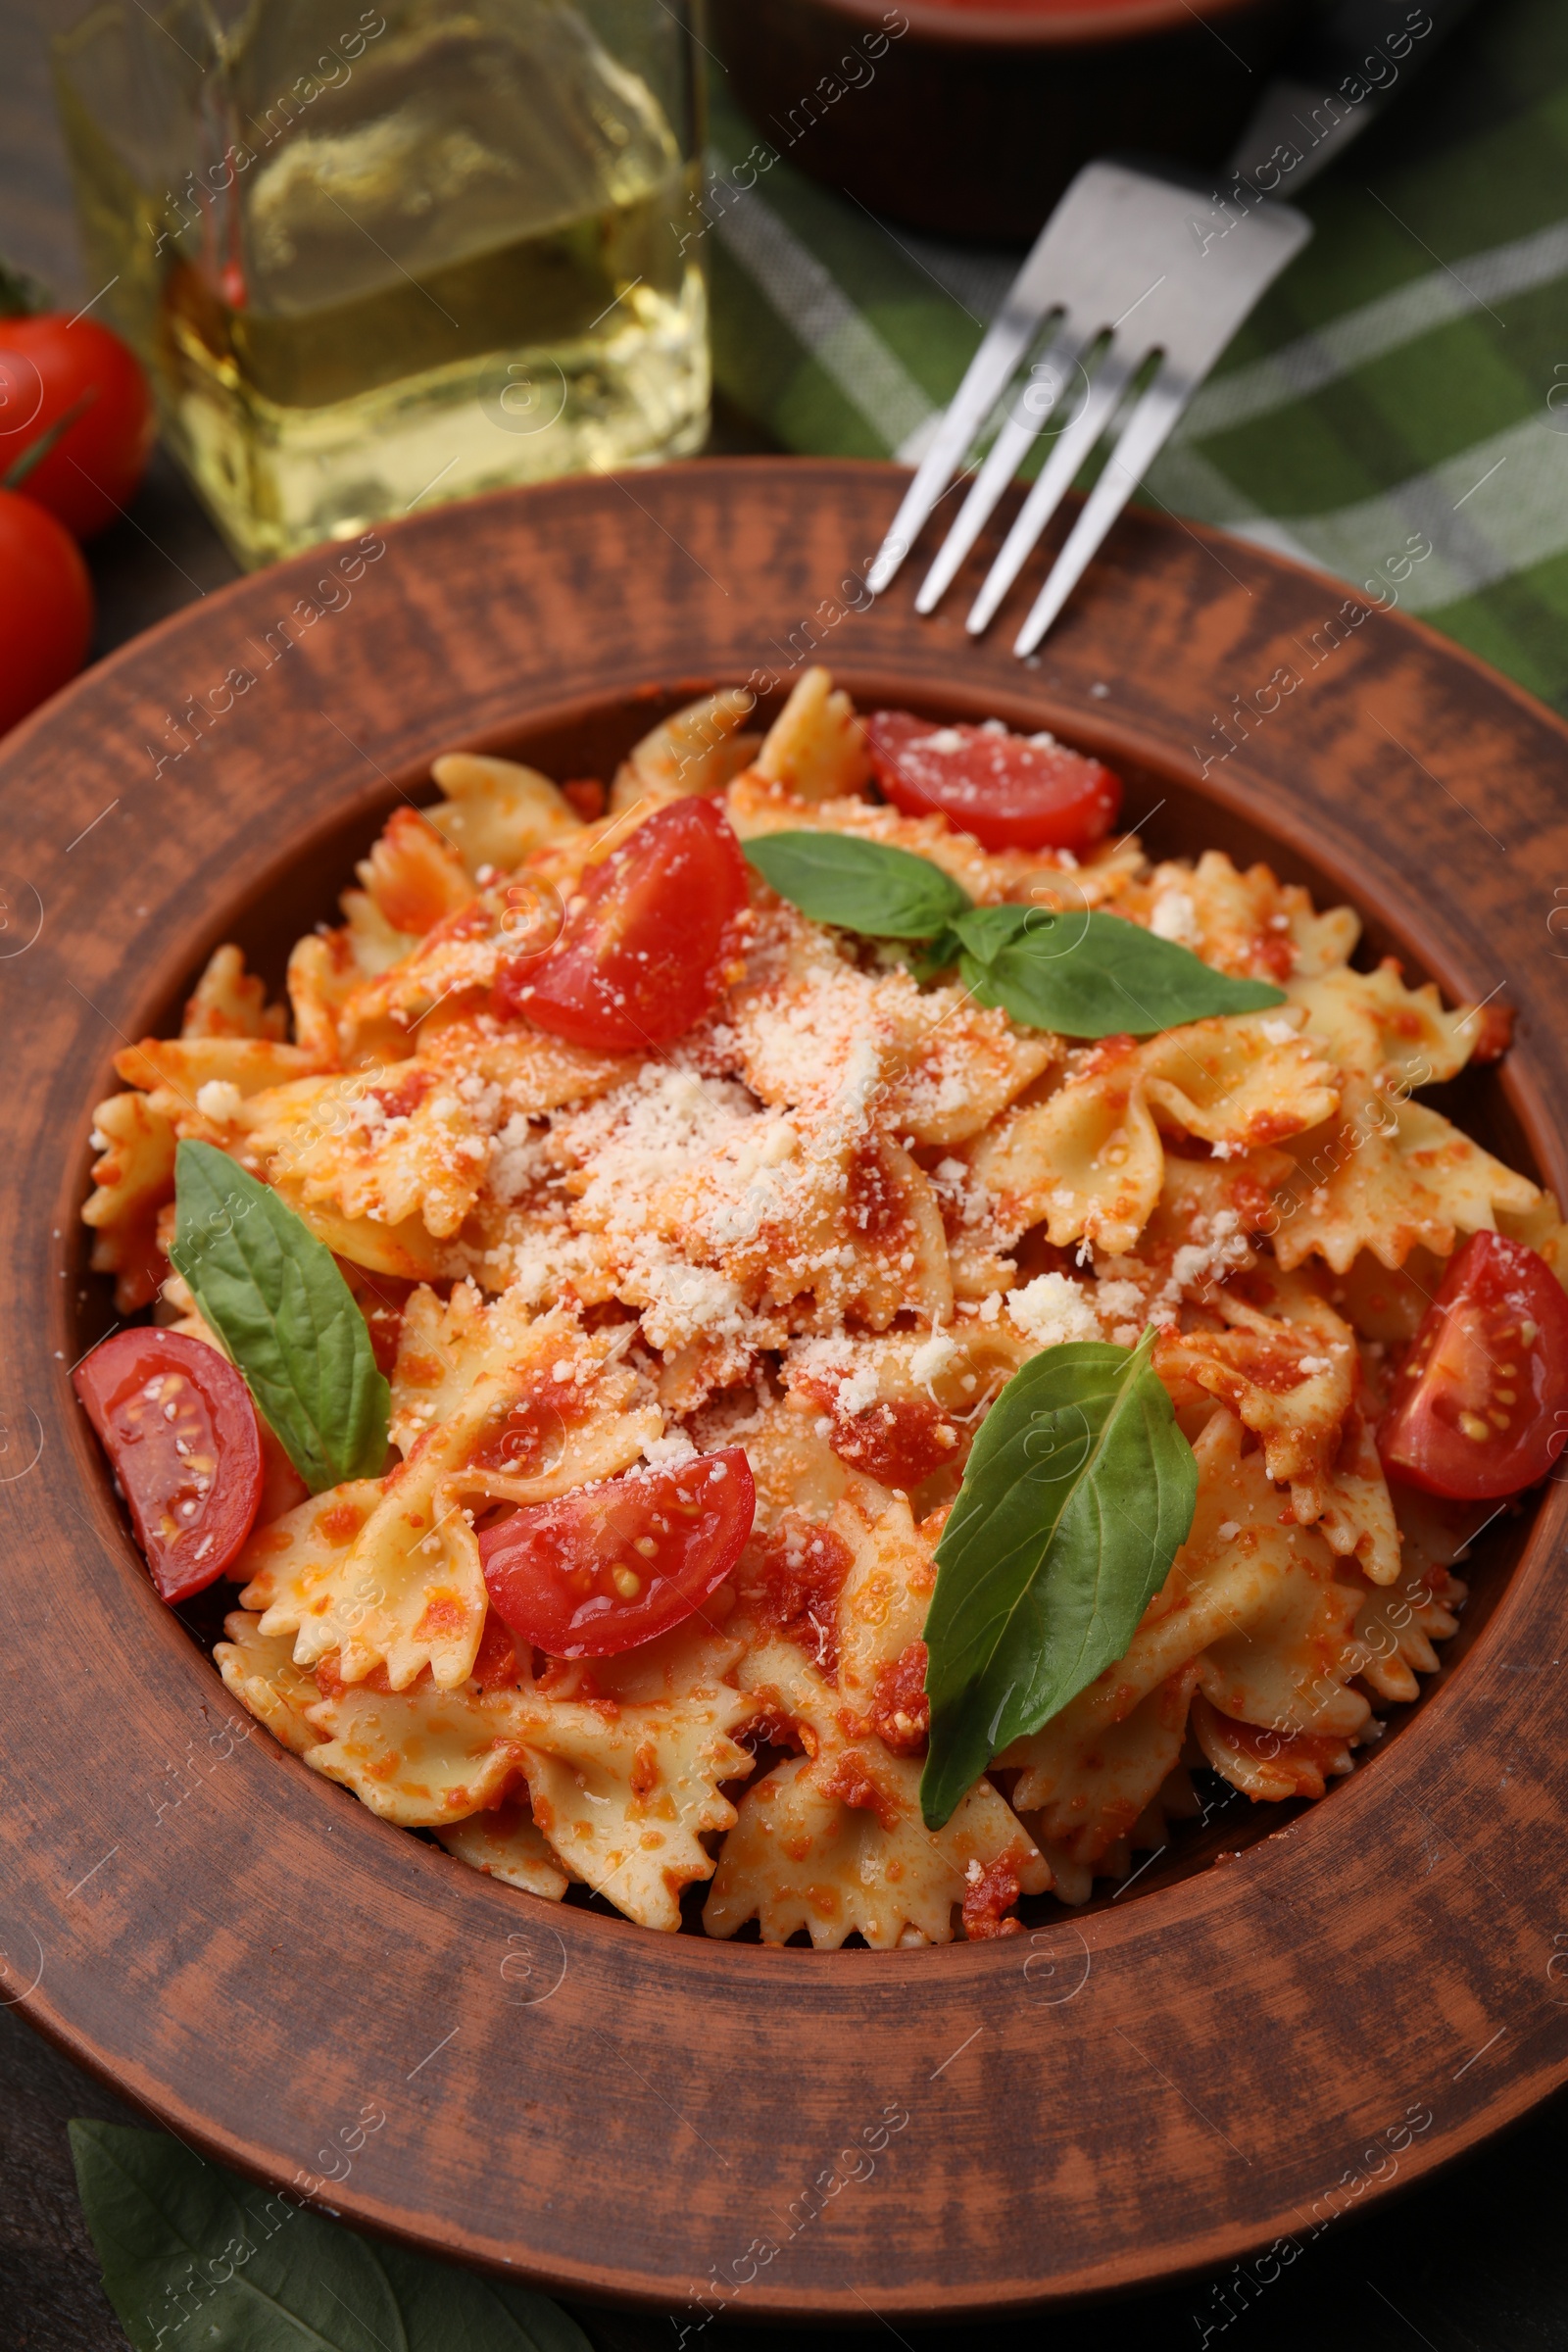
[863,709,1121,854]
[0,314,155,539]
[0,486,92,734]
[1378,1231,1568,1499]
[479,1446,756,1657]
[493,797,749,1052]
[73,1328,265,1601]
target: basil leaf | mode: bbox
[170,1140,390,1494]
[745,830,975,939]
[71,2119,591,2352]
[920,1332,1198,1830]
[952,904,1287,1036]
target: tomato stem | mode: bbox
[3,387,98,490]
[0,254,50,318]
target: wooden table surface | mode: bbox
[5,5,1568,2349]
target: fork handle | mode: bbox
[1225,0,1482,195]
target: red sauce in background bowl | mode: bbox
[711,0,1313,240]
[916,0,1184,8]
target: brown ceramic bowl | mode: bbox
[709,0,1319,241]
[3,459,1567,2322]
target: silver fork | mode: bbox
[867,0,1478,655]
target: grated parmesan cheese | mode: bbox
[1149,889,1200,948]
[908,1330,958,1385]
[1006,1271,1102,1350]
[195,1080,244,1121]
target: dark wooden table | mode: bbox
[5,6,1568,2349]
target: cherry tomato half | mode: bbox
[863,710,1121,854]
[493,797,749,1052]
[1378,1231,1568,1500]
[0,314,155,539]
[73,1328,264,1601]
[479,1446,756,1657]
[0,487,92,734]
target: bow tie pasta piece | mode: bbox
[882,988,1056,1150]
[436,1802,570,1901]
[391,1288,661,1497]
[179,943,288,1042]
[709,1389,854,1532]
[1006,1663,1200,1868]
[703,1747,1048,1948]
[287,1317,661,1690]
[971,1017,1341,1260]
[1188,1692,1357,1804]
[81,1088,177,1312]
[425,750,584,876]
[1345,1542,1467,1707]
[237,1480,385,1630]
[239,1065,490,1242]
[85,1038,334,1306]
[389,1279,539,1445]
[1049,1412,1350,1737]
[1269,960,1538,1275]
[287,934,362,1067]
[1153,1270,1358,1523]
[715,908,1055,1149]
[286,1384,506,1690]
[611,686,761,814]
[1001,1407,1373,1857]
[1136,1013,1339,1149]
[710,1518,1046,1946]
[1312,1404,1403,1587]
[1194,1523,1368,1741]
[114,1034,323,1104]
[303,1680,535,1824]
[561,1055,953,1343]
[215,1610,327,1756]
[284,846,483,1062]
[1292,960,1479,1092]
[414,1011,635,1116]
[1272,1101,1539,1276]
[832,1488,939,1723]
[356,808,474,942]
[513,1685,759,1933]
[969,1040,1162,1257]
[1121,849,1360,982]
[746,666,874,806]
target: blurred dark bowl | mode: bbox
[710,0,1320,242]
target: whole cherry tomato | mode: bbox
[0,312,154,539]
[480,1446,756,1656]
[863,709,1122,854]
[494,797,750,1052]
[1378,1231,1568,1500]
[0,487,92,734]
[74,1328,265,1602]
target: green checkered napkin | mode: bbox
[706,0,1568,712]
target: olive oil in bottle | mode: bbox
[56,0,709,567]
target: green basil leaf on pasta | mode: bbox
[170,1140,390,1494]
[745,830,975,939]
[71,2119,592,2352]
[953,904,1287,1036]
[919,1332,1198,1831]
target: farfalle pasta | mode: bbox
[76,666,1568,1944]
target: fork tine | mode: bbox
[1010,369,1191,656]
[912,327,1082,615]
[865,301,1061,595]
[962,347,1137,636]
